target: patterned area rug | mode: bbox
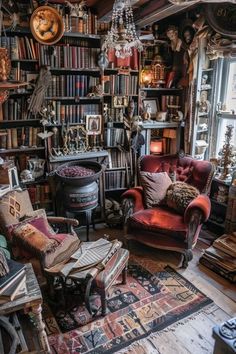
[44,262,213,354]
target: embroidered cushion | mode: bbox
[140,171,172,208]
[166,181,200,214]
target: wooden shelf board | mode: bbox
[11,59,38,63]
[105,187,127,192]
[49,150,109,162]
[197,129,208,133]
[140,87,182,92]
[45,96,102,101]
[50,68,100,73]
[0,147,45,155]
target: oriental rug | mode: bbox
[44,262,213,354]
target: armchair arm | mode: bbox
[121,187,145,213]
[184,194,211,225]
[47,217,79,227]
[47,217,79,237]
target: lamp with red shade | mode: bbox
[150,139,163,154]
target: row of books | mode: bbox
[38,45,100,69]
[1,97,29,121]
[10,66,37,86]
[47,76,100,98]
[104,75,138,96]
[0,36,37,61]
[52,102,100,124]
[0,258,27,304]
[161,95,180,111]
[64,12,98,35]
[0,127,42,150]
[1,36,100,69]
[199,233,236,283]
[50,3,98,35]
[105,170,128,190]
[105,128,128,147]
[27,183,52,207]
[107,149,131,169]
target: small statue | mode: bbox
[127,99,135,120]
[201,74,211,90]
[142,103,152,121]
[199,90,211,113]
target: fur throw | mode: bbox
[166,182,200,214]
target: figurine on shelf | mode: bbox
[28,66,52,117]
[166,25,182,52]
[127,99,135,120]
[199,90,211,113]
[142,103,152,121]
[165,25,188,88]
[201,74,211,90]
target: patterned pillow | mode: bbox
[0,190,33,232]
[140,171,172,208]
[12,223,57,257]
[166,182,200,214]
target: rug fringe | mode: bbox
[116,302,215,354]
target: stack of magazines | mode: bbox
[199,232,236,282]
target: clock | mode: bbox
[206,3,236,39]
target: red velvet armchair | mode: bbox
[121,154,214,267]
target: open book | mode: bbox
[60,238,122,277]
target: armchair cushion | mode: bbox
[129,207,188,241]
[0,190,33,229]
[140,171,172,208]
[166,182,200,214]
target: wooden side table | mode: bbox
[0,263,51,354]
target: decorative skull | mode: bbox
[20,169,34,182]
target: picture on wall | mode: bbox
[143,99,160,118]
[86,115,102,135]
[113,96,129,108]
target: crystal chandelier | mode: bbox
[102,0,143,59]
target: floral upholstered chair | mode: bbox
[122,154,214,267]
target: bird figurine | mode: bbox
[28,66,52,117]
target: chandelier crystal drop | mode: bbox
[102,0,143,59]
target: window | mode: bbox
[216,59,236,156]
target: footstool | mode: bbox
[91,248,129,316]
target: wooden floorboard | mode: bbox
[77,224,236,354]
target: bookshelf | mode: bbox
[190,38,217,160]
[0,1,140,211]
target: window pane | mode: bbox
[225,62,236,112]
[216,118,236,155]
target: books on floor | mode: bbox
[199,233,236,283]
[0,258,27,304]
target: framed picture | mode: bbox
[113,96,129,108]
[86,115,102,135]
[143,99,159,118]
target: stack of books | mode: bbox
[199,232,236,283]
[0,259,27,305]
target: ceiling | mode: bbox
[85,0,195,28]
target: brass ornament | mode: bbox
[30,6,64,45]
